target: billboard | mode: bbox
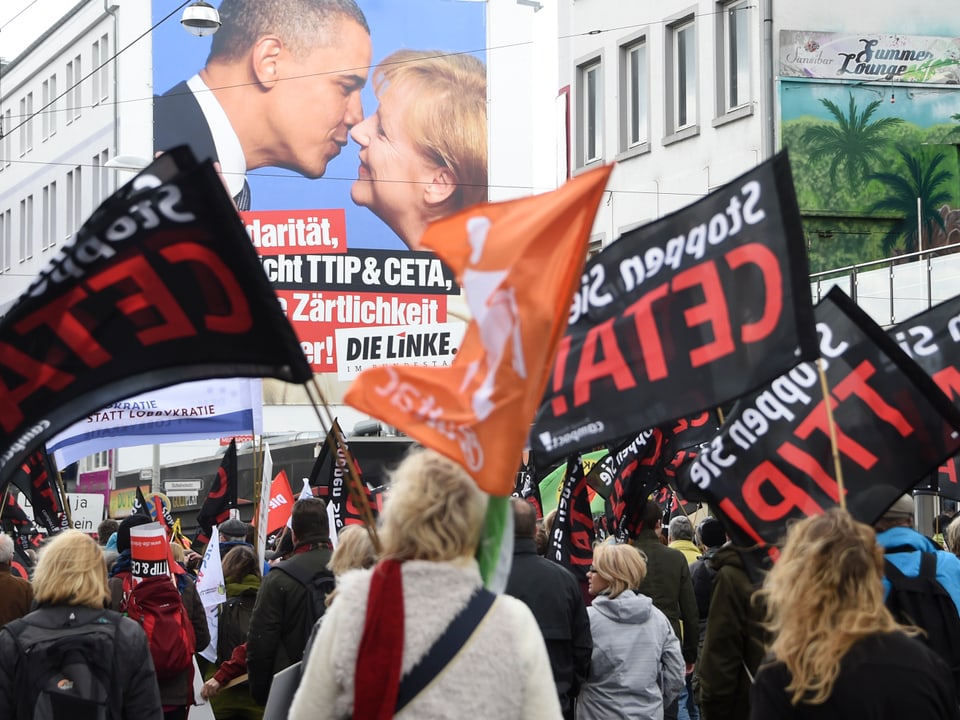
[778,30,960,274]
[151,1,486,376]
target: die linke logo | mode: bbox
[268,492,288,510]
[346,329,455,361]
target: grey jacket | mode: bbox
[578,591,684,720]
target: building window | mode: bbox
[674,20,696,130]
[67,166,83,233]
[619,36,649,152]
[66,55,81,123]
[576,56,603,167]
[92,149,109,207]
[19,195,34,262]
[0,210,9,272]
[719,0,750,113]
[42,182,57,251]
[42,78,51,140]
[92,34,109,104]
[19,93,33,156]
[1,110,10,168]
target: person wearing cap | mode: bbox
[875,493,960,611]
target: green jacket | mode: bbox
[633,529,699,662]
[697,545,767,720]
[208,574,262,720]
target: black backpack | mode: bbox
[273,560,336,639]
[884,549,960,693]
[217,588,257,664]
[5,610,121,720]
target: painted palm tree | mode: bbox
[801,93,903,185]
[867,145,952,255]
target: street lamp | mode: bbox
[181,1,221,37]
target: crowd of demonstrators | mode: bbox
[246,496,334,705]
[505,498,593,720]
[0,530,163,719]
[579,540,684,720]
[751,509,959,719]
[290,448,561,719]
[633,501,700,720]
[0,534,33,626]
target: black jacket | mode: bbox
[0,605,163,720]
[751,632,959,719]
[246,543,333,705]
[504,538,593,716]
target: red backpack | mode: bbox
[126,575,197,681]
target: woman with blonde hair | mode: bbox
[290,447,560,719]
[578,540,684,720]
[350,49,487,250]
[944,514,960,559]
[0,529,163,719]
[750,508,957,718]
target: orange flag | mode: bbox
[266,469,295,534]
[345,165,614,496]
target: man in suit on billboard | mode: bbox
[154,0,372,210]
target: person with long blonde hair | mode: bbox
[0,530,163,719]
[750,509,957,718]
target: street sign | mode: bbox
[164,480,202,492]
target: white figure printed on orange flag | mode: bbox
[458,216,527,420]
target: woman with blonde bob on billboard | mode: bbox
[750,508,957,719]
[350,49,487,250]
[289,447,560,719]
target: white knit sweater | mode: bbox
[289,558,562,720]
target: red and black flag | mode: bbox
[0,147,311,493]
[195,438,238,545]
[322,420,376,534]
[532,151,818,464]
[7,448,69,535]
[603,428,668,542]
[677,287,960,559]
[133,485,176,535]
[547,456,595,581]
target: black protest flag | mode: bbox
[132,486,153,519]
[547,456,595,581]
[0,146,312,492]
[324,420,377,535]
[677,287,960,559]
[195,438,238,545]
[7,448,69,534]
[881,293,960,501]
[603,428,668,542]
[532,151,817,463]
[513,458,543,518]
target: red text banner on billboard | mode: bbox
[531,152,818,463]
[677,288,960,557]
[0,148,311,492]
[881,293,960,500]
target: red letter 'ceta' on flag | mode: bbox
[345,165,614,496]
[266,469,294,534]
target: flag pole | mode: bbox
[0,484,9,522]
[305,378,381,554]
[816,358,846,510]
[55,470,73,528]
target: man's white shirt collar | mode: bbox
[187,74,247,198]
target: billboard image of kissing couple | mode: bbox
[152,0,487,376]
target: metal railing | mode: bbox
[809,241,960,327]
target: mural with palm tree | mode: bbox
[801,93,903,185]
[867,145,952,255]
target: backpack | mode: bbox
[6,610,120,720]
[884,549,960,693]
[273,560,336,639]
[217,588,257,664]
[126,575,197,681]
